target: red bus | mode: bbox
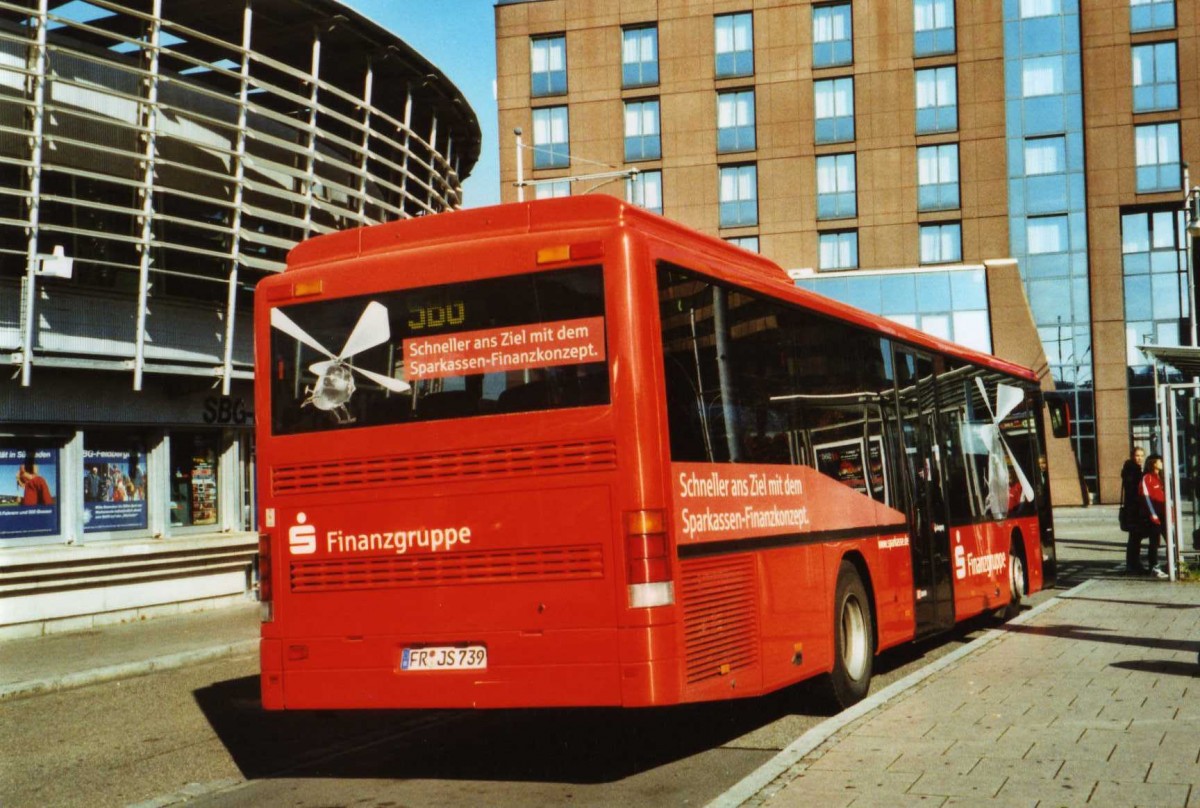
[255,196,1057,711]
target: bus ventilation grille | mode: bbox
[290,544,605,593]
[680,555,759,685]
[272,439,617,494]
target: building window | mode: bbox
[532,106,569,169]
[627,170,662,214]
[917,144,959,211]
[717,90,756,153]
[624,99,661,161]
[623,26,658,88]
[814,77,854,144]
[1130,0,1175,33]
[1024,135,1068,213]
[1019,0,1061,15]
[819,230,858,270]
[913,0,955,57]
[83,434,149,534]
[816,153,857,219]
[715,13,753,78]
[534,180,571,199]
[719,164,758,228]
[915,66,957,134]
[1132,42,1178,113]
[1026,214,1070,282]
[1122,209,1186,366]
[1022,55,1064,97]
[530,35,566,97]
[1135,122,1180,193]
[170,431,219,528]
[919,222,962,264]
[813,3,852,68]
[726,235,759,253]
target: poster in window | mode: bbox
[190,454,217,526]
[83,449,148,533]
[0,448,60,539]
[815,438,868,495]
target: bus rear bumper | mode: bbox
[260,629,676,709]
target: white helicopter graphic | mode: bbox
[271,301,410,424]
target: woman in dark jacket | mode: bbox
[1121,446,1146,573]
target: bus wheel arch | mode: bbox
[823,556,876,710]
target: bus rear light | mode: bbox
[628,581,675,609]
[625,509,674,607]
[256,533,273,612]
[536,241,604,265]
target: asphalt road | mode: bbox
[3,519,1107,808]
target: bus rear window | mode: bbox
[268,265,608,435]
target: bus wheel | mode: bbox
[1001,539,1026,621]
[826,561,874,710]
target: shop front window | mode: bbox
[170,432,219,528]
[0,445,60,540]
[83,435,149,534]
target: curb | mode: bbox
[707,579,1098,808]
[0,639,259,702]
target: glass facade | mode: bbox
[796,266,992,354]
[1003,0,1094,489]
[717,90,756,153]
[622,26,658,88]
[1122,210,1188,442]
[814,78,855,144]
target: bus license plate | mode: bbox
[401,645,487,671]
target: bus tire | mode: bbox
[1001,536,1026,621]
[825,561,874,710]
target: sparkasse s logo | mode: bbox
[289,512,316,555]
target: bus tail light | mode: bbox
[256,533,274,622]
[625,509,674,608]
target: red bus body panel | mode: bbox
[256,197,1048,710]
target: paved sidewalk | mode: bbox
[726,577,1200,808]
[0,603,259,701]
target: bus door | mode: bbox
[895,347,955,636]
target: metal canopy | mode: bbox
[1139,344,1200,377]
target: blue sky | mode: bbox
[340,0,502,208]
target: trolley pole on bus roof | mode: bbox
[512,130,640,200]
[514,127,525,202]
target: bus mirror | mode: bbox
[1046,395,1071,439]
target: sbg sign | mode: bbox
[203,396,252,425]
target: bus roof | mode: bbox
[284,196,1038,383]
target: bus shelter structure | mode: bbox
[1139,344,1200,581]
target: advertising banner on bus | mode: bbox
[402,316,605,381]
[671,461,906,545]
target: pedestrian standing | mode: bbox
[1139,453,1168,579]
[1121,446,1146,574]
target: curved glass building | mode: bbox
[0,0,480,634]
